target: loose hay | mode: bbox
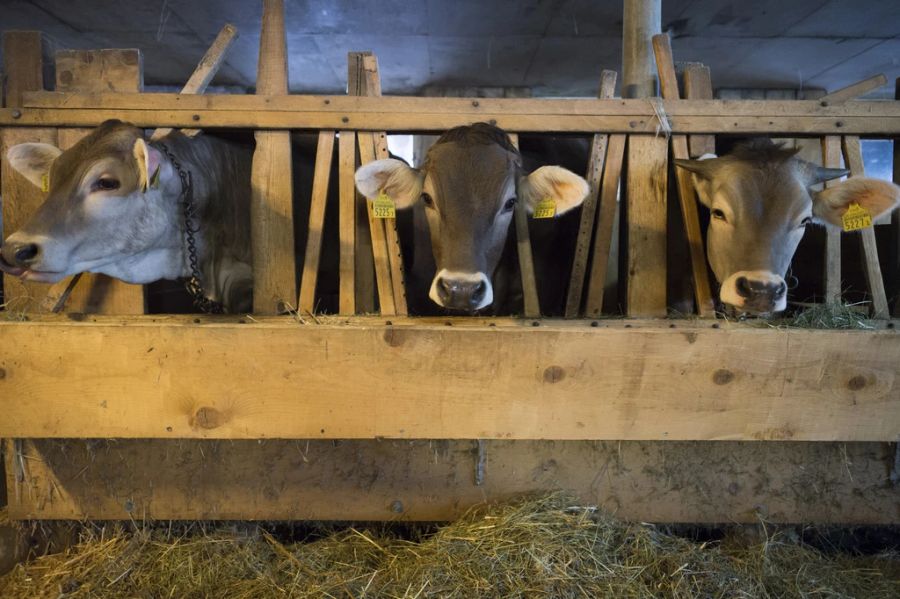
[1,495,897,598]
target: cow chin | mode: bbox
[719,270,788,317]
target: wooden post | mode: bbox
[683,63,715,157]
[297,132,336,314]
[622,0,660,99]
[508,133,541,317]
[338,131,357,315]
[894,78,900,317]
[842,136,890,319]
[564,70,616,318]
[43,49,147,315]
[1,32,57,313]
[821,136,843,304]
[251,0,295,314]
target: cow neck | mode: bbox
[155,141,226,314]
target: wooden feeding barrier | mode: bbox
[1,3,900,526]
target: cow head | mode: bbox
[0,120,184,284]
[355,123,589,312]
[676,140,900,315]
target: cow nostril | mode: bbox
[14,243,39,265]
[735,276,752,298]
[471,280,486,302]
[439,277,453,295]
[775,281,787,297]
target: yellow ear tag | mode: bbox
[841,202,872,232]
[373,191,396,219]
[41,174,50,193]
[532,197,556,219]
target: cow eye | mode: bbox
[502,197,517,212]
[94,177,120,191]
[711,208,727,222]
[799,216,812,228]
[421,193,434,208]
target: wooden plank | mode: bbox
[1,31,56,313]
[151,23,238,140]
[338,131,357,315]
[683,63,715,157]
[822,136,844,304]
[819,74,888,105]
[842,135,890,319]
[622,0,660,99]
[564,70,616,318]
[626,135,668,316]
[508,133,540,317]
[297,131,336,314]
[7,438,899,524]
[1,317,899,441]
[357,131,396,315]
[584,134,626,317]
[46,48,146,315]
[250,0,295,314]
[653,34,715,317]
[895,77,900,317]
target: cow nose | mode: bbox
[735,276,786,300]
[12,243,40,266]
[437,276,487,310]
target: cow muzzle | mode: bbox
[0,235,66,282]
[429,269,493,312]
[719,270,787,315]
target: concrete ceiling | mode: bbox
[2,0,899,97]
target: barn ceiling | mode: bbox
[2,0,899,98]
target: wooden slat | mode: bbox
[357,131,396,315]
[819,74,888,105]
[564,70,617,318]
[8,438,900,524]
[508,133,540,317]
[338,131,357,314]
[297,131,336,314]
[1,32,56,313]
[1,317,898,441]
[626,135,668,316]
[151,23,238,140]
[250,0,295,314]
[822,136,844,304]
[842,135,890,319]
[683,63,715,157]
[653,34,715,317]
[45,49,146,315]
[895,77,900,317]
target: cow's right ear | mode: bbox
[354,159,424,208]
[7,143,63,189]
[674,154,719,208]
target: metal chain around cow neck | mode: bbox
[156,143,226,314]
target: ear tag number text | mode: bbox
[373,191,396,219]
[41,174,50,192]
[532,197,556,219]
[842,202,872,232]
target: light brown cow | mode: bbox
[676,140,900,314]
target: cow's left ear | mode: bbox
[812,177,900,227]
[133,138,163,192]
[7,143,63,189]
[518,166,589,215]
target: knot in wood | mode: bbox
[192,406,225,429]
[847,375,867,391]
[543,366,565,384]
[712,369,734,385]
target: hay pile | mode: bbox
[1,495,898,598]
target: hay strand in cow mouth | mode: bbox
[2,494,898,598]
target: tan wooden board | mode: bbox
[297,131,336,314]
[357,131,396,315]
[822,136,844,304]
[508,133,540,317]
[5,438,898,524]
[0,317,898,441]
[338,131,357,314]
[820,74,888,105]
[683,63,715,157]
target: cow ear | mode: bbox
[354,158,424,208]
[519,166,589,215]
[675,154,719,207]
[133,138,163,192]
[812,177,900,227]
[7,143,62,189]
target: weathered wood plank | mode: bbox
[822,136,844,304]
[626,135,668,316]
[565,70,617,318]
[338,131,357,314]
[508,133,540,317]
[683,63,715,157]
[819,74,888,105]
[0,318,898,441]
[7,439,899,524]
[250,0,295,314]
[357,131,396,315]
[842,135,890,319]
[297,131,336,314]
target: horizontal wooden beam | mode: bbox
[2,94,899,134]
[1,317,898,441]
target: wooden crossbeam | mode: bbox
[507,134,541,317]
[565,70,617,318]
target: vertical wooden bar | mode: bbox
[841,136,890,319]
[338,131,357,315]
[626,135,668,317]
[894,78,900,317]
[297,132,336,314]
[622,0,660,99]
[683,63,715,158]
[251,0,295,314]
[357,133,396,315]
[1,32,57,313]
[584,134,627,316]
[46,49,146,314]
[507,133,541,317]
[653,34,715,317]
[564,70,617,318]
[821,136,844,304]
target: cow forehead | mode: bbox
[50,122,143,190]
[716,160,810,221]
[425,142,518,209]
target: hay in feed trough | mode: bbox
[1,495,898,598]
